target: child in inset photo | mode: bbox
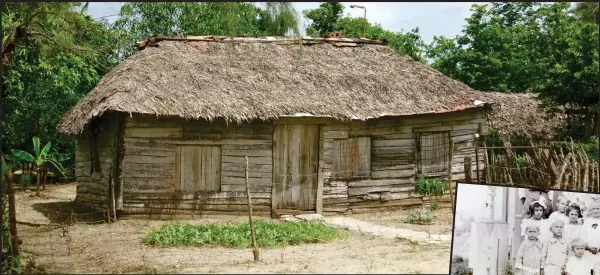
[565,238,592,275]
[582,200,600,265]
[548,196,570,225]
[541,220,571,275]
[522,201,549,242]
[515,225,543,275]
[564,204,583,241]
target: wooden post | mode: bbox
[7,169,19,265]
[245,156,260,261]
[465,156,473,182]
[111,175,117,222]
[475,146,480,183]
[448,138,455,210]
[316,161,324,215]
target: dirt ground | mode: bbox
[349,208,454,235]
[15,183,452,274]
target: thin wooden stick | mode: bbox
[448,139,455,210]
[245,156,260,261]
[7,169,19,267]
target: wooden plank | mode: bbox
[122,169,175,178]
[123,192,271,200]
[348,185,415,196]
[371,169,415,179]
[125,127,183,138]
[123,142,177,151]
[354,137,371,178]
[221,170,271,178]
[222,144,272,151]
[222,149,272,157]
[372,147,413,155]
[221,176,272,186]
[347,178,415,187]
[221,184,271,193]
[123,150,175,157]
[122,155,175,164]
[413,125,452,133]
[323,130,348,139]
[222,156,272,165]
[123,137,271,145]
[371,139,414,148]
[222,163,272,173]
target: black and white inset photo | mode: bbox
[450,182,600,275]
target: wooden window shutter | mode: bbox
[418,132,450,176]
[332,137,371,180]
[178,145,222,192]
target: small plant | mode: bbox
[19,174,34,186]
[144,220,349,248]
[10,136,70,196]
[408,175,449,225]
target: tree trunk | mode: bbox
[35,166,41,196]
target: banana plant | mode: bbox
[10,137,70,196]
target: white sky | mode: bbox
[86,2,485,45]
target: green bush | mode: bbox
[144,220,349,248]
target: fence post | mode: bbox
[465,157,472,182]
[244,156,260,261]
[448,138,455,210]
[7,168,20,269]
[475,146,480,183]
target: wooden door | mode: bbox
[272,124,320,211]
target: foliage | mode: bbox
[144,220,348,248]
[581,137,599,161]
[334,17,426,61]
[425,2,599,139]
[302,2,344,37]
[302,3,426,61]
[11,136,70,195]
[112,2,301,59]
[1,158,22,274]
[408,176,449,225]
[2,2,119,173]
[406,208,437,225]
[414,175,449,198]
[573,2,599,23]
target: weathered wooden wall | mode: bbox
[74,112,120,212]
[75,107,488,218]
[119,115,274,218]
[320,108,488,214]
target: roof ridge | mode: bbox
[136,35,387,50]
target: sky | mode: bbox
[86,2,484,45]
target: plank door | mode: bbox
[272,124,320,211]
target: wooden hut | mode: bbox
[59,35,496,219]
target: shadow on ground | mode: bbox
[31,201,106,224]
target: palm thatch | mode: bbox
[480,92,566,140]
[58,35,564,140]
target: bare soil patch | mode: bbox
[15,183,451,274]
[348,207,454,236]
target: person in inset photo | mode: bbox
[564,204,583,241]
[548,195,570,225]
[522,201,549,242]
[541,220,571,275]
[522,189,553,219]
[582,200,600,266]
[565,238,592,275]
[515,225,543,275]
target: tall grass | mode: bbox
[144,220,348,248]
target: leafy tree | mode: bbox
[302,2,344,37]
[334,17,426,62]
[573,2,599,23]
[2,3,118,170]
[425,2,599,139]
[11,137,69,196]
[113,2,301,59]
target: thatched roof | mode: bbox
[478,92,566,140]
[58,35,564,140]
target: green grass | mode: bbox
[143,220,349,248]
